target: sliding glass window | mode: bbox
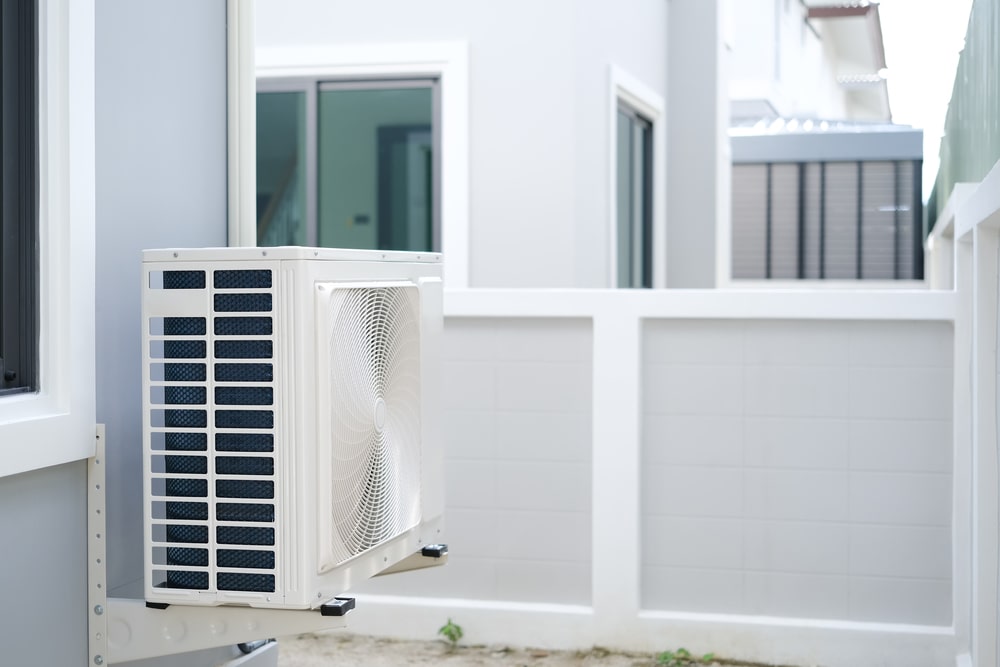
[257,79,439,253]
[616,103,653,288]
[256,91,308,246]
[0,0,39,395]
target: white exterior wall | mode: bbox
[255,0,668,289]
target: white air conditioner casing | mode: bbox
[141,247,443,609]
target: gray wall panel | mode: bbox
[95,0,228,598]
[0,462,88,664]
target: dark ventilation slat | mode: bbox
[217,549,275,570]
[164,340,206,359]
[217,526,274,545]
[166,547,208,567]
[217,573,274,593]
[216,456,274,476]
[165,502,208,521]
[163,271,206,289]
[822,162,859,280]
[164,479,208,498]
[215,363,273,383]
[217,503,274,522]
[217,480,274,499]
[802,163,822,279]
[215,387,273,406]
[164,455,207,475]
[215,433,273,452]
[216,410,273,429]
[860,161,897,280]
[166,571,209,590]
[214,317,273,336]
[167,525,209,544]
[165,363,207,382]
[769,164,800,279]
[214,294,272,312]
[164,317,206,336]
[165,433,208,451]
[215,340,272,359]
[731,164,769,279]
[165,409,207,428]
[163,386,206,405]
[214,270,272,289]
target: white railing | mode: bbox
[345,286,958,667]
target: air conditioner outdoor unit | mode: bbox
[141,247,443,609]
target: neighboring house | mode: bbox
[726,0,924,283]
[728,0,890,122]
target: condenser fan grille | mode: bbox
[323,284,422,567]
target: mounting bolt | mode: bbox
[93,604,104,616]
[94,656,105,665]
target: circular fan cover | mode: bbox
[326,286,422,565]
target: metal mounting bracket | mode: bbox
[374,543,449,578]
[87,426,349,665]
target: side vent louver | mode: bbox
[148,268,278,596]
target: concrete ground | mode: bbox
[275,632,792,667]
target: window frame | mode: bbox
[256,76,442,253]
[0,0,97,478]
[256,42,469,288]
[608,65,666,289]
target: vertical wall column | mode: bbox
[591,308,642,643]
[954,234,974,660]
[971,224,1000,667]
[666,0,728,288]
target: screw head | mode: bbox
[94,655,105,665]
[94,604,104,616]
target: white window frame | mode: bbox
[608,65,666,288]
[255,42,470,288]
[0,0,97,477]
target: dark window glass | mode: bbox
[616,104,653,288]
[256,79,440,253]
[0,0,39,394]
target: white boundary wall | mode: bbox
[343,288,959,667]
[947,159,1000,667]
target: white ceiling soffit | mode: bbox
[805,2,891,120]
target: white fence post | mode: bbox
[591,305,642,645]
[971,223,1000,667]
[954,233,974,659]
